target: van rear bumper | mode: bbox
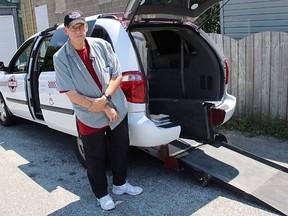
[128,112,181,147]
[218,93,236,124]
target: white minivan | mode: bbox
[0,0,236,164]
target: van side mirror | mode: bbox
[0,61,8,71]
[0,61,4,70]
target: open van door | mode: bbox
[124,0,222,24]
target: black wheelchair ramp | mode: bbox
[174,140,288,215]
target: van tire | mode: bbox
[215,133,228,143]
[0,94,16,126]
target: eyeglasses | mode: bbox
[69,24,86,32]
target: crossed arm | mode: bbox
[65,75,122,123]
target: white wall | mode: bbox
[0,15,17,65]
[34,4,49,32]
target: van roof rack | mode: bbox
[40,23,59,36]
[98,13,118,19]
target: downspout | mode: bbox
[29,0,36,34]
[22,3,29,39]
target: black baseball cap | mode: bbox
[64,10,86,28]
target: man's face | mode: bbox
[64,23,88,44]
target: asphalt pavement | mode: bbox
[0,118,286,216]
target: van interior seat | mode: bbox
[148,51,221,100]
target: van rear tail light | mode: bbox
[224,60,229,85]
[120,71,145,103]
[210,108,226,127]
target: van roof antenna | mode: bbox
[197,0,231,31]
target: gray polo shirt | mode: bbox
[53,37,128,130]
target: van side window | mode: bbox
[37,37,51,71]
[39,38,51,59]
[10,38,34,73]
[41,28,68,72]
[40,20,96,72]
[41,46,60,72]
[91,26,113,46]
[131,32,148,73]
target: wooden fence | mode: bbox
[209,32,288,125]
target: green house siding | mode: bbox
[0,0,16,6]
[221,0,288,39]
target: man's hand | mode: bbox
[103,105,119,123]
[86,95,108,112]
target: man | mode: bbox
[53,10,143,211]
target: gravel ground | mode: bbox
[0,119,286,216]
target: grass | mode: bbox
[217,117,288,139]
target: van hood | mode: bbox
[124,0,222,23]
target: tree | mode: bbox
[194,3,220,33]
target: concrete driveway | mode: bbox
[0,119,285,216]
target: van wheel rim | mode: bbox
[0,99,7,122]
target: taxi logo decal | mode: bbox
[8,75,18,92]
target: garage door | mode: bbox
[0,15,17,65]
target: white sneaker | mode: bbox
[97,194,115,210]
[112,182,143,195]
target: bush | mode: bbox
[195,3,220,33]
[217,117,288,139]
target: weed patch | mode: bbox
[217,117,288,139]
